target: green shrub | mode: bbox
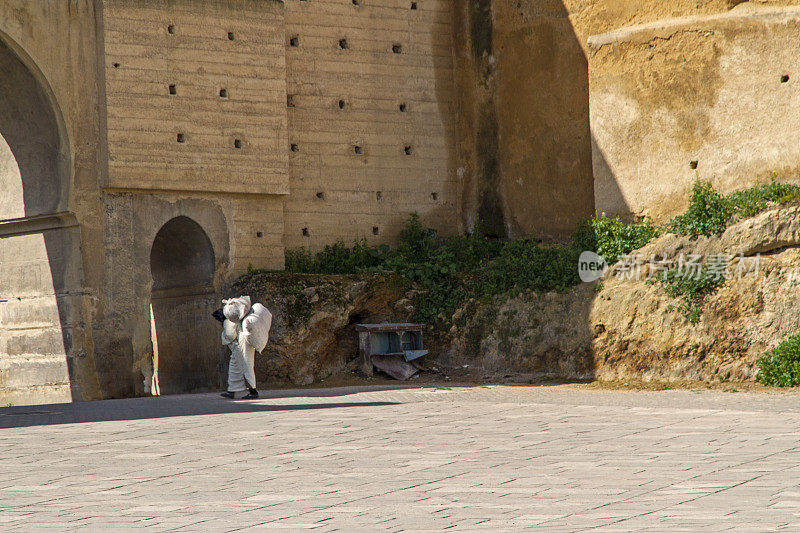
[726,181,800,219]
[385,218,502,325]
[650,265,726,324]
[757,334,800,387]
[664,180,800,237]
[282,215,591,326]
[665,181,732,236]
[482,239,582,296]
[314,239,389,274]
[284,248,317,273]
[591,213,659,264]
[285,239,389,274]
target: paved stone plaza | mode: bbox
[2,385,800,531]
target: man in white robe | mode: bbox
[216,296,272,400]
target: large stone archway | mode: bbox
[149,216,220,394]
[0,35,85,403]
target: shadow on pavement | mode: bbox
[0,392,399,429]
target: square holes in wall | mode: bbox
[234,139,242,149]
[290,36,300,47]
[316,192,325,200]
[291,143,299,152]
[372,227,380,236]
[169,84,177,95]
[376,191,383,201]
[228,32,235,41]
[256,232,263,238]
[177,133,186,143]
[392,44,403,54]
[781,75,790,83]
[168,25,176,34]
[287,94,296,108]
[339,99,346,109]
[404,145,413,155]
[339,38,349,50]
[220,88,228,98]
[354,145,363,155]
[411,2,418,9]
[399,103,407,112]
[690,160,699,169]
[302,228,310,237]
[431,192,439,201]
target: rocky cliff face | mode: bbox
[444,205,800,383]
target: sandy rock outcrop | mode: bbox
[228,273,414,386]
[445,205,800,382]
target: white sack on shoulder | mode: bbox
[221,319,239,345]
[223,296,251,322]
[241,303,272,352]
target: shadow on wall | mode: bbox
[442,0,637,379]
[0,35,92,403]
[591,134,631,220]
[456,0,598,240]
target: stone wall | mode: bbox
[95,0,292,398]
[102,0,288,272]
[282,0,461,249]
[11,0,766,404]
[0,0,105,405]
[103,0,288,196]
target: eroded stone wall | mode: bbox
[282,0,461,249]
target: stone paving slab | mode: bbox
[1,385,800,531]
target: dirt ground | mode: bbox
[260,362,796,395]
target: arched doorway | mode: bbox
[149,216,219,394]
[0,36,81,403]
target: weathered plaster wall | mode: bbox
[102,0,288,272]
[584,2,800,220]
[103,0,289,196]
[282,0,460,250]
[0,1,105,406]
[565,0,800,42]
